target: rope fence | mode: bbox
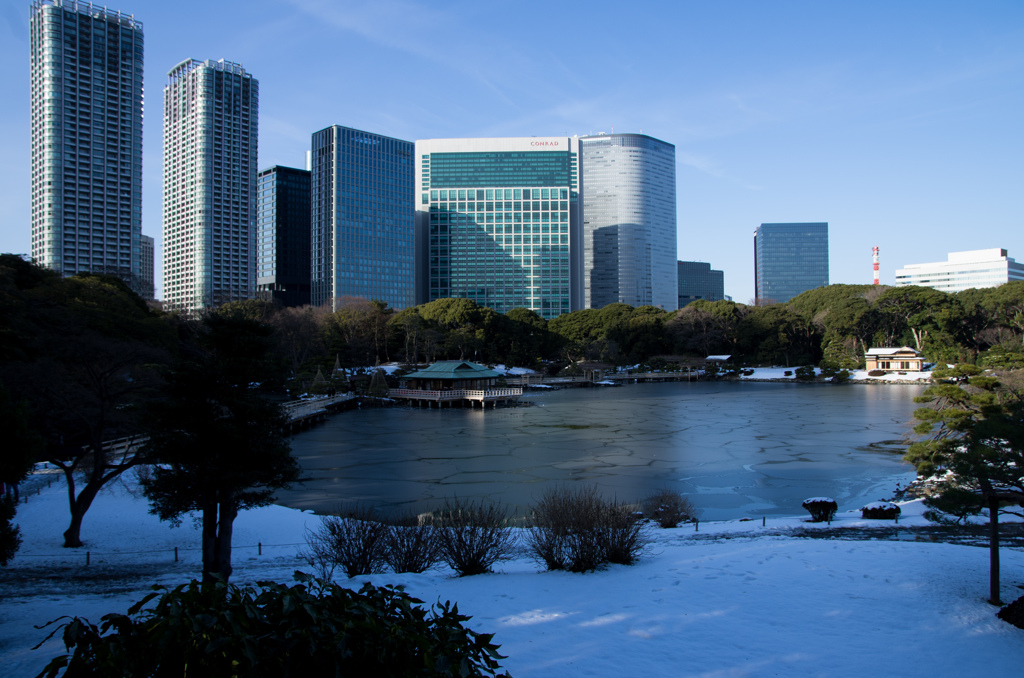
[12,542,310,567]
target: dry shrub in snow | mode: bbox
[304,505,388,579]
[526,485,607,572]
[435,498,517,577]
[643,488,699,528]
[599,500,649,566]
[860,501,901,520]
[384,512,441,574]
[802,497,838,522]
[526,486,651,572]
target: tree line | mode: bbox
[249,281,1024,377]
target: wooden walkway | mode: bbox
[389,387,524,408]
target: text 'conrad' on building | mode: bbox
[415,137,582,320]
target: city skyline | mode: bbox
[3,0,1022,303]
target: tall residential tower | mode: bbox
[162,59,258,314]
[580,133,677,310]
[30,0,144,287]
[754,222,829,303]
[310,126,415,310]
[415,137,582,319]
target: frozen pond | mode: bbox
[277,381,925,521]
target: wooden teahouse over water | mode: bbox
[391,360,523,408]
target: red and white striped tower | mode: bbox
[872,246,880,285]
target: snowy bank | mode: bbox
[2,473,1023,677]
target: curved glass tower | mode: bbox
[580,133,677,310]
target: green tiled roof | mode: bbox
[404,361,501,380]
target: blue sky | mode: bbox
[1,0,1022,303]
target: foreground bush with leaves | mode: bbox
[36,572,510,677]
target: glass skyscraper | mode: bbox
[677,260,725,307]
[257,166,311,307]
[754,222,829,303]
[30,0,144,289]
[140,234,154,300]
[580,133,677,310]
[415,137,582,319]
[162,58,258,314]
[310,126,415,310]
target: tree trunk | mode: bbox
[201,497,237,583]
[62,472,102,548]
[988,494,1002,605]
[201,500,218,583]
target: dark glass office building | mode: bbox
[754,222,829,303]
[415,137,582,319]
[257,166,311,307]
[311,126,415,310]
[677,260,724,307]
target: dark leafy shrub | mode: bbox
[304,505,388,579]
[384,511,441,574]
[784,370,793,377]
[794,366,817,381]
[37,574,510,677]
[867,369,886,377]
[1,497,22,566]
[643,488,699,528]
[860,501,901,519]
[923,485,984,524]
[998,595,1024,630]
[435,498,517,577]
[802,497,838,522]
[599,500,650,566]
[830,369,851,383]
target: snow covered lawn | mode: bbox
[2,475,1023,677]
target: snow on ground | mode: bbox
[3,473,1023,677]
[491,364,540,376]
[737,366,934,382]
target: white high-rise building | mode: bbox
[162,59,258,314]
[895,249,1024,293]
[580,133,677,310]
[30,0,144,288]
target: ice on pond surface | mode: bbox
[277,381,924,521]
